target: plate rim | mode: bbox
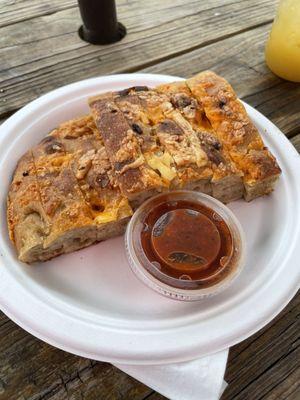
[0,73,300,365]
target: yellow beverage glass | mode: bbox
[265,0,300,82]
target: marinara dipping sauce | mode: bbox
[125,191,246,301]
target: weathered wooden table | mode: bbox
[0,1,299,399]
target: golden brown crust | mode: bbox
[157,81,244,202]
[235,148,281,183]
[187,71,281,197]
[6,151,51,262]
[187,71,264,151]
[125,87,213,192]
[113,89,179,187]
[8,71,282,262]
[54,115,132,224]
[158,81,230,172]
[31,134,96,247]
[7,152,43,242]
[9,116,132,262]
[89,94,164,200]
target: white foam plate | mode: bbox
[0,74,299,365]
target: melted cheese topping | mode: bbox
[146,152,177,182]
[94,197,132,224]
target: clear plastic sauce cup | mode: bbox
[125,191,246,301]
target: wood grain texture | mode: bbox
[0,0,278,117]
[0,0,237,28]
[0,0,76,28]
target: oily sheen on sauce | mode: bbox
[139,196,234,289]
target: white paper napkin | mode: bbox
[114,349,228,400]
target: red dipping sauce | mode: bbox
[141,199,233,284]
[125,191,245,301]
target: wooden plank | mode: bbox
[143,25,275,93]
[235,348,299,400]
[0,0,76,28]
[0,0,277,117]
[260,367,300,400]
[0,0,272,27]
[244,82,300,138]
[0,0,258,28]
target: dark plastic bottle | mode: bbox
[78,0,126,44]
